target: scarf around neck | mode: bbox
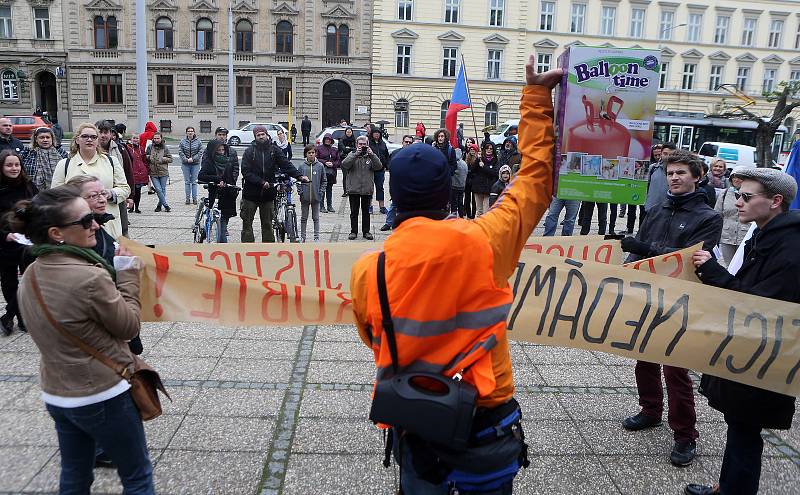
[31,243,116,280]
[34,147,64,190]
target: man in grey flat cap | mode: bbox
[687,167,799,495]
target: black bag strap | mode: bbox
[377,252,399,374]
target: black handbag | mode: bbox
[368,252,477,451]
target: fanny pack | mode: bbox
[368,252,477,452]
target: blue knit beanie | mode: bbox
[389,143,451,211]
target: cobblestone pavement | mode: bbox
[1,155,798,494]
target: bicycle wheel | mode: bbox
[274,203,286,242]
[206,213,221,243]
[285,207,299,243]
[194,209,207,243]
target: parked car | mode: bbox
[226,122,287,146]
[489,119,520,145]
[5,115,51,141]
[315,127,402,153]
[698,142,757,171]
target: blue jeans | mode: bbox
[374,169,385,202]
[386,201,396,226]
[543,197,580,236]
[181,164,200,201]
[151,175,169,209]
[45,390,154,494]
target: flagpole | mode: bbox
[461,53,481,146]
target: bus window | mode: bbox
[698,143,718,157]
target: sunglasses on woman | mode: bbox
[734,191,765,202]
[59,213,96,229]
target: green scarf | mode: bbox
[31,243,116,280]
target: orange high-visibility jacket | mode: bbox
[351,86,554,408]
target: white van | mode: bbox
[697,142,756,170]
[489,120,520,145]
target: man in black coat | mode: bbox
[0,118,27,156]
[368,127,390,214]
[620,149,723,468]
[301,116,312,146]
[686,168,798,495]
[240,125,306,243]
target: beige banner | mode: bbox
[622,243,702,283]
[120,238,800,397]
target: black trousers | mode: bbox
[450,189,465,217]
[349,194,371,234]
[0,249,29,321]
[719,418,763,495]
[302,132,310,146]
[578,202,617,235]
[463,183,474,219]
[626,204,646,233]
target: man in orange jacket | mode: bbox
[351,57,562,494]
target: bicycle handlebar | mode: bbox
[199,181,241,191]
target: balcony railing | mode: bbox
[274,54,294,63]
[194,52,216,61]
[234,53,255,62]
[324,56,351,65]
[153,51,174,60]
[92,49,119,58]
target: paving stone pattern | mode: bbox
[1,152,798,494]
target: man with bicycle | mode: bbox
[240,126,307,243]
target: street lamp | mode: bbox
[659,23,687,42]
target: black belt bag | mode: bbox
[368,252,477,452]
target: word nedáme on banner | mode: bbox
[120,237,800,398]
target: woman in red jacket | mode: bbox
[127,136,149,214]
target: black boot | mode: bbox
[1,313,13,336]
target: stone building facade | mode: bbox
[372,0,800,152]
[0,0,69,124]
[64,0,373,136]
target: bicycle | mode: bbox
[192,182,241,243]
[273,173,300,243]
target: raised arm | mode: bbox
[475,59,562,286]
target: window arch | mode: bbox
[2,70,19,100]
[94,16,117,49]
[394,98,409,128]
[196,18,213,51]
[276,20,293,54]
[155,17,173,50]
[485,102,498,127]
[440,100,450,128]
[236,19,253,52]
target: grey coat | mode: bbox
[452,158,468,190]
[179,136,203,166]
[644,161,668,212]
[297,160,327,204]
[714,186,751,245]
[341,150,383,195]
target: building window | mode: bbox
[539,1,554,31]
[276,20,292,54]
[489,0,504,27]
[159,119,172,134]
[536,53,552,73]
[600,6,615,36]
[326,24,349,56]
[681,64,696,90]
[156,75,173,105]
[93,74,123,104]
[0,7,11,38]
[659,10,674,40]
[398,0,413,21]
[570,3,586,34]
[196,18,213,51]
[236,19,253,52]
[444,0,460,24]
[487,49,502,80]
[709,65,723,91]
[791,70,800,84]
[485,102,498,127]
[394,98,409,128]
[687,13,702,43]
[200,120,212,133]
[2,70,18,100]
[659,62,669,90]
[768,19,783,48]
[442,47,457,77]
[155,17,173,50]
[763,68,776,93]
[236,76,252,106]
[396,44,411,74]
[736,67,749,92]
[94,16,118,49]
[714,16,729,44]
[796,22,800,49]
[196,75,213,105]
[276,77,292,106]
[741,18,756,47]
[440,100,450,128]
[629,8,645,38]
[34,8,50,39]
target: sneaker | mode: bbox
[363,232,374,240]
[670,440,696,467]
[684,483,719,495]
[348,232,357,240]
[164,206,171,213]
[622,412,662,431]
[327,207,336,213]
[0,314,13,336]
[154,205,162,212]
[380,224,391,231]
[192,199,198,205]
[368,206,374,215]
[379,206,388,214]
[313,236,320,242]
[185,199,191,205]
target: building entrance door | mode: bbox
[36,71,58,115]
[322,80,350,128]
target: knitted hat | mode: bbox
[729,165,755,178]
[252,125,268,137]
[389,143,451,212]
[734,167,797,204]
[498,164,512,179]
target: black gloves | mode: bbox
[621,236,650,256]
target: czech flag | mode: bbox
[445,63,471,148]
[786,139,800,210]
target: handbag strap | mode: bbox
[376,252,399,374]
[29,268,131,380]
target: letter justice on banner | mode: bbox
[121,239,800,397]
